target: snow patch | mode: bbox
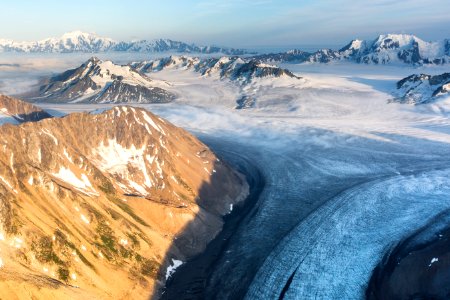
[80,214,90,224]
[52,167,97,196]
[165,259,183,280]
[429,257,439,267]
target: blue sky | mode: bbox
[0,0,449,47]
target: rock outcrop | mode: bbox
[392,73,450,104]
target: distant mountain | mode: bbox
[392,73,450,104]
[254,34,450,65]
[0,95,51,125]
[132,56,301,85]
[0,31,249,55]
[0,104,247,298]
[31,57,175,103]
[251,49,311,63]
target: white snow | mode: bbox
[41,129,58,145]
[90,139,154,194]
[165,259,183,280]
[80,214,90,224]
[0,175,18,194]
[63,148,73,163]
[0,109,19,125]
[429,257,439,267]
[12,237,23,249]
[142,111,165,134]
[52,167,97,196]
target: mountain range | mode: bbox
[132,56,301,84]
[0,95,248,299]
[28,56,301,104]
[254,34,450,65]
[2,32,448,66]
[0,31,249,55]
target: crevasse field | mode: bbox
[2,54,450,299]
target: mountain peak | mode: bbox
[32,58,175,104]
[86,56,101,64]
[60,30,96,39]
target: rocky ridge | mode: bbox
[392,73,450,104]
[0,95,52,124]
[0,99,248,299]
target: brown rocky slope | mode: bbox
[0,102,248,299]
[0,95,52,123]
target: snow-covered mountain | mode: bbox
[0,95,51,125]
[132,56,301,84]
[254,34,450,65]
[392,73,450,104]
[0,98,247,298]
[0,31,248,55]
[348,34,449,64]
[32,57,175,103]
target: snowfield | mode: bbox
[4,56,450,299]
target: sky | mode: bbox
[0,0,449,48]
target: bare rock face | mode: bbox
[30,57,175,104]
[0,102,247,299]
[0,94,51,124]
